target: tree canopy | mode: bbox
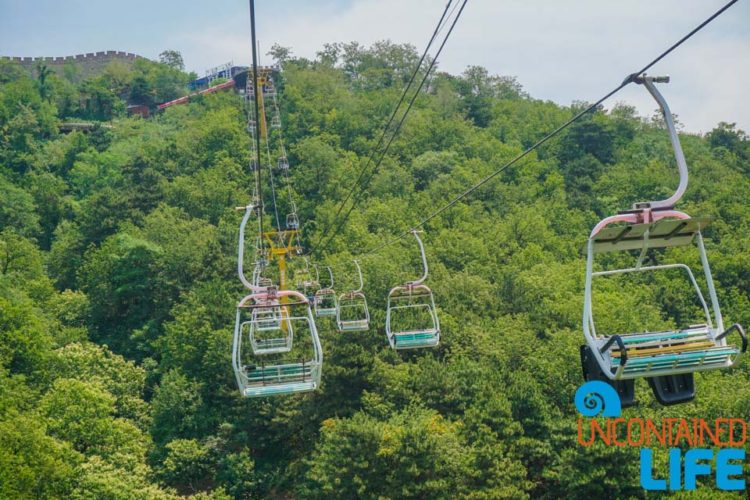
[1,42,748,498]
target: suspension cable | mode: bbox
[271,90,304,249]
[262,109,283,231]
[354,0,738,259]
[312,0,469,256]
[271,92,298,211]
[309,0,458,255]
[248,0,264,233]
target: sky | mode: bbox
[1,0,748,133]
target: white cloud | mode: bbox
[175,0,749,132]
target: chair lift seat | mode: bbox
[391,330,440,349]
[601,325,741,376]
[233,292,323,398]
[242,304,294,355]
[337,287,370,332]
[314,289,337,317]
[597,325,745,405]
[240,361,318,397]
[385,232,440,350]
[338,320,369,332]
[386,285,440,350]
[233,208,323,398]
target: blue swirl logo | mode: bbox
[575,381,622,417]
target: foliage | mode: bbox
[0,41,748,498]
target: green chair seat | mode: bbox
[254,338,290,348]
[393,331,439,348]
[612,347,738,375]
[243,380,317,397]
[245,363,314,382]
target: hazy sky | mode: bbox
[1,0,748,132]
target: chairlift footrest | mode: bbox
[580,345,636,407]
[647,374,695,405]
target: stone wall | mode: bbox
[1,51,148,78]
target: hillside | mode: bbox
[1,42,749,498]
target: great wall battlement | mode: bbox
[1,51,148,77]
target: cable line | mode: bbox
[248,0,264,234]
[312,0,469,256]
[309,0,459,254]
[351,0,738,259]
[262,115,283,231]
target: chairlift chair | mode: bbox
[314,266,338,317]
[302,260,321,302]
[254,236,269,267]
[278,156,290,171]
[294,258,312,290]
[270,115,281,129]
[286,212,299,230]
[233,290,322,397]
[386,230,440,349]
[581,75,746,406]
[337,260,370,332]
[244,299,293,354]
[232,205,323,396]
[263,80,277,98]
[257,276,273,288]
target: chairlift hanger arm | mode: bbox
[326,266,334,289]
[408,230,429,286]
[353,259,364,293]
[633,75,688,210]
[313,263,320,284]
[237,205,266,293]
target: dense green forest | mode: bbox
[1,42,749,498]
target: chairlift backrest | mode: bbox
[314,266,337,317]
[286,212,299,230]
[385,231,440,349]
[337,260,370,332]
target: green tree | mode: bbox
[159,50,185,71]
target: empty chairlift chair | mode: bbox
[294,259,312,291]
[245,298,294,355]
[233,290,322,397]
[286,212,299,230]
[245,77,255,100]
[301,260,320,303]
[581,75,746,406]
[231,204,323,397]
[386,230,440,349]
[337,260,370,332]
[263,79,277,98]
[314,266,338,317]
[286,202,299,230]
[278,156,290,171]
